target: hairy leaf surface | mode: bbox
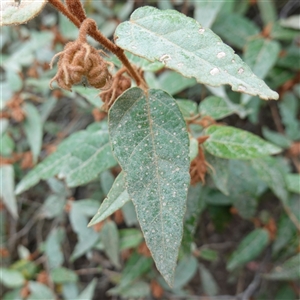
[109,87,190,286]
[15,123,117,194]
[204,125,282,159]
[0,0,47,26]
[115,6,278,100]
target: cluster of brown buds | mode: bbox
[49,19,112,92]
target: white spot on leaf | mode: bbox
[210,68,220,76]
[217,52,226,59]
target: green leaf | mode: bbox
[241,38,280,105]
[286,174,300,194]
[206,153,229,195]
[0,268,25,288]
[257,0,277,26]
[119,229,143,250]
[118,252,153,288]
[15,123,117,194]
[101,220,121,269]
[244,38,280,80]
[199,249,218,262]
[228,160,266,219]
[77,279,97,300]
[199,96,235,120]
[212,13,260,50]
[39,194,66,219]
[109,87,190,286]
[189,136,199,162]
[0,0,47,26]
[273,215,296,255]
[227,228,270,271]
[0,165,18,219]
[251,156,289,204]
[158,71,196,96]
[194,0,224,28]
[173,256,198,289]
[183,184,206,251]
[262,127,292,149]
[50,267,78,283]
[27,281,56,300]
[88,172,130,227]
[265,254,300,280]
[204,188,232,206]
[176,99,197,118]
[115,7,278,100]
[45,228,65,269]
[204,125,281,159]
[69,201,100,260]
[199,263,219,296]
[279,92,300,140]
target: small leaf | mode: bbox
[39,194,66,219]
[88,172,130,227]
[206,153,229,195]
[119,229,143,250]
[228,160,266,219]
[204,125,282,159]
[199,263,219,296]
[115,7,278,100]
[257,0,277,26]
[101,220,121,269]
[118,252,153,288]
[262,127,292,149]
[0,0,47,26]
[173,256,198,289]
[176,99,197,118]
[109,87,190,286]
[244,38,280,80]
[50,267,78,283]
[0,268,25,288]
[77,279,97,300]
[194,0,224,28]
[45,228,65,269]
[27,281,56,300]
[199,96,235,120]
[286,174,300,194]
[158,71,196,96]
[265,254,300,280]
[212,13,260,50]
[273,214,296,255]
[252,156,289,204]
[0,165,18,219]
[227,228,269,271]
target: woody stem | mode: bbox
[48,0,146,87]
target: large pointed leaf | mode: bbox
[204,125,282,159]
[109,87,190,286]
[88,172,130,227]
[15,123,117,194]
[114,6,278,100]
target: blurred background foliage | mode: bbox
[0,0,299,299]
